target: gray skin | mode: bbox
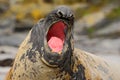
[5,6,119,80]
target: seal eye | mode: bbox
[56,10,64,18]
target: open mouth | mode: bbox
[47,21,67,53]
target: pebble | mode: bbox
[0,32,27,47]
[94,19,120,38]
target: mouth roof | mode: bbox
[47,21,67,53]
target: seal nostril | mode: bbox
[57,10,64,17]
[69,14,73,18]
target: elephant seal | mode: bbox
[5,6,120,80]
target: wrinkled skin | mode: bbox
[5,6,120,80]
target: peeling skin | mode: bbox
[5,6,120,80]
[72,49,118,80]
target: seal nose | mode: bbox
[56,10,65,18]
[56,10,73,19]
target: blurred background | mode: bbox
[0,0,120,79]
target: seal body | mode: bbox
[5,6,120,80]
[5,43,120,80]
[5,33,120,80]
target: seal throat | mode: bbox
[47,21,67,53]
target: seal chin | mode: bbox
[47,21,67,54]
[41,56,58,67]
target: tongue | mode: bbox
[48,37,63,52]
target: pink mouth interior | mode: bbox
[47,21,66,53]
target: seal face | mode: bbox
[30,6,74,67]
